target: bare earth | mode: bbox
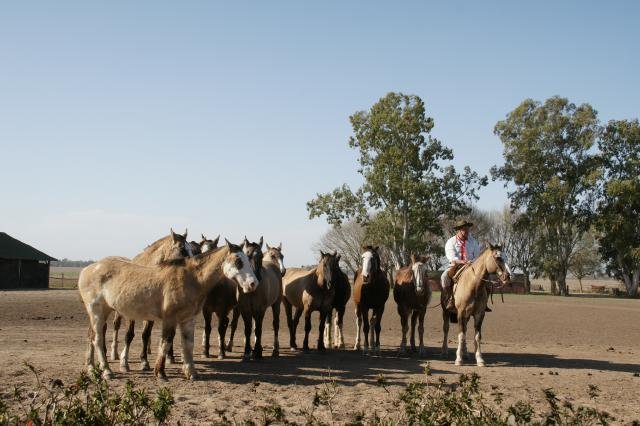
[1,290,639,424]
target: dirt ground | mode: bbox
[1,290,639,424]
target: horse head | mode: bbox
[223,239,259,293]
[317,250,341,291]
[485,243,511,285]
[360,245,380,284]
[410,253,430,295]
[242,236,264,282]
[199,234,220,253]
[169,227,193,259]
[265,242,286,276]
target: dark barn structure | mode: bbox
[0,232,57,289]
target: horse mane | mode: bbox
[142,235,172,252]
[394,266,413,286]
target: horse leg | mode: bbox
[353,305,362,351]
[225,306,239,353]
[292,306,303,351]
[410,310,418,353]
[335,307,346,348]
[455,316,469,366]
[283,299,296,350]
[252,310,265,360]
[323,309,332,349]
[90,309,113,379]
[119,320,135,372]
[102,322,108,357]
[374,307,384,354]
[166,322,176,364]
[217,312,230,360]
[241,310,253,361]
[201,307,212,358]
[86,325,95,368]
[154,323,175,380]
[398,306,408,355]
[368,313,376,354]
[111,312,122,361]
[473,313,486,367]
[178,319,197,380]
[318,309,328,351]
[362,309,370,356]
[271,299,281,357]
[441,306,450,358]
[418,309,426,357]
[140,320,153,371]
[302,308,312,353]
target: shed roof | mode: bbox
[0,232,57,261]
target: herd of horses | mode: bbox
[78,229,511,380]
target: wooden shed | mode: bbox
[0,232,57,289]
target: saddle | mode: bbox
[447,263,470,283]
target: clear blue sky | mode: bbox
[1,1,638,266]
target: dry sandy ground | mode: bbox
[1,290,639,424]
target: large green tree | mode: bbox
[594,119,640,297]
[492,96,599,296]
[307,92,487,268]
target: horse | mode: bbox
[441,244,510,366]
[224,238,285,360]
[323,258,350,349]
[282,251,339,352]
[393,254,431,356]
[200,236,261,360]
[353,246,390,355]
[78,240,258,380]
[110,229,192,371]
[199,234,220,253]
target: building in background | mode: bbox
[0,232,56,289]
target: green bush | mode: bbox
[0,363,174,426]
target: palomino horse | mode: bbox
[110,229,192,370]
[79,240,258,380]
[393,254,431,356]
[441,244,510,366]
[353,246,390,355]
[224,238,285,359]
[282,251,339,352]
[323,258,350,349]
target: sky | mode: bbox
[1,1,638,266]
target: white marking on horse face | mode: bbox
[412,262,425,293]
[361,251,373,277]
[277,258,286,275]
[201,242,212,253]
[223,251,259,293]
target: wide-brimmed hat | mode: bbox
[453,219,474,230]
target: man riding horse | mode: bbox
[440,219,491,313]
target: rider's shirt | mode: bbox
[444,235,480,266]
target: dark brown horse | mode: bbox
[323,259,351,349]
[282,251,339,352]
[353,246,390,355]
[393,254,431,356]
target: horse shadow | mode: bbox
[193,347,455,386]
[482,352,639,374]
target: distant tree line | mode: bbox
[51,258,94,267]
[308,92,640,297]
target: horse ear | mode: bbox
[259,236,263,248]
[183,228,188,239]
[225,238,239,252]
[201,234,206,241]
[410,253,417,264]
[320,250,326,257]
[266,243,271,250]
[243,236,249,245]
[212,235,220,247]
[278,242,282,251]
[374,246,379,252]
[332,250,337,257]
[361,245,367,251]
[337,254,341,261]
[171,228,179,242]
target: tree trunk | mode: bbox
[622,267,640,298]
[578,278,583,294]
[523,268,531,293]
[556,270,569,296]
[549,277,558,295]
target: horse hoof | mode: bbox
[303,347,310,354]
[419,348,428,358]
[225,344,233,353]
[119,363,130,373]
[167,356,176,365]
[271,350,279,357]
[251,351,263,360]
[110,352,119,361]
[353,344,360,351]
[455,360,463,366]
[477,362,486,367]
[102,370,114,380]
[140,362,151,372]
[203,351,211,358]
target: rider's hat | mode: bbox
[453,219,474,230]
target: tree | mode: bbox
[569,230,602,293]
[492,96,599,296]
[312,220,365,276]
[307,92,487,269]
[594,119,640,297]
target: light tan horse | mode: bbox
[393,254,431,356]
[441,244,510,366]
[282,251,339,352]
[110,229,191,370]
[225,239,285,359]
[78,240,258,380]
